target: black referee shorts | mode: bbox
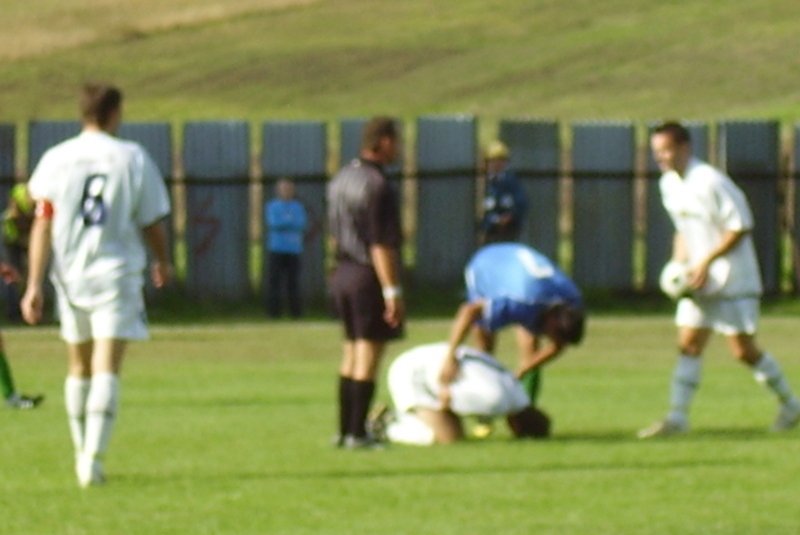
[330,260,404,342]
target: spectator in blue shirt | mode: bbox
[265,178,308,318]
[479,140,528,244]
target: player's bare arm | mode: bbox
[21,206,53,325]
[515,342,562,378]
[369,243,404,327]
[142,220,174,288]
[672,232,689,263]
[689,229,747,290]
[440,301,485,388]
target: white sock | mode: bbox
[64,376,91,453]
[386,413,436,446]
[667,355,702,425]
[83,373,120,459]
[753,353,798,406]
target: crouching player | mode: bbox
[372,342,550,445]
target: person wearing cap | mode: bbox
[439,242,585,436]
[478,140,528,244]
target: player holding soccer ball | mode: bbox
[638,121,800,438]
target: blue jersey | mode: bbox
[465,243,582,333]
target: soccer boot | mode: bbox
[637,419,688,439]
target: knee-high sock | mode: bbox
[754,353,798,405]
[338,376,353,438]
[64,376,91,453]
[83,373,120,459]
[0,351,17,399]
[519,368,542,404]
[667,355,702,425]
[347,379,375,438]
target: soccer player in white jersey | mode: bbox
[638,121,800,438]
[375,342,550,445]
[22,82,173,486]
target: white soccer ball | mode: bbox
[659,260,691,300]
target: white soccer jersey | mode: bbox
[28,131,170,308]
[387,342,530,416]
[659,157,762,298]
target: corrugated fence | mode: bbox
[2,117,799,305]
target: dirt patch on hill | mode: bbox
[0,0,320,61]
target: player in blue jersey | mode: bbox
[439,243,585,434]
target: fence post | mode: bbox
[644,122,710,290]
[183,121,251,301]
[415,115,477,288]
[261,120,328,312]
[717,120,781,294]
[571,121,636,290]
[497,119,560,261]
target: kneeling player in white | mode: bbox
[382,343,550,445]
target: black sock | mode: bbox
[338,376,353,439]
[347,379,375,438]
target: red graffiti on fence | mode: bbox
[191,194,221,256]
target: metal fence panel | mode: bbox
[498,119,560,261]
[717,120,780,293]
[415,115,477,287]
[118,122,173,178]
[183,121,251,301]
[0,124,14,206]
[571,121,636,290]
[118,122,176,295]
[644,122,709,289]
[339,118,367,165]
[27,120,81,174]
[261,121,328,308]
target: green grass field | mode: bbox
[2,316,800,534]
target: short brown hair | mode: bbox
[80,82,122,128]
[652,121,691,145]
[361,116,399,152]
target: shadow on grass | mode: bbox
[550,426,773,443]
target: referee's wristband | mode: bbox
[382,286,403,300]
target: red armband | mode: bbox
[35,200,54,219]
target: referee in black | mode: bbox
[327,117,405,449]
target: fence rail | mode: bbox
[1,116,799,306]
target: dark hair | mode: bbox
[549,303,585,345]
[80,82,122,128]
[361,116,399,152]
[652,121,691,145]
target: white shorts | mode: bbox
[55,279,150,343]
[675,296,759,336]
[387,344,530,416]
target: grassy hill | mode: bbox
[2,0,800,130]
